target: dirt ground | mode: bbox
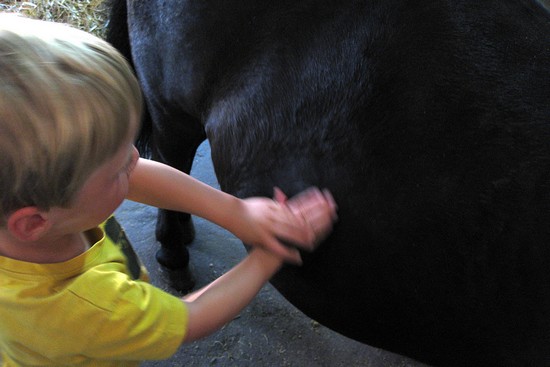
[115,142,429,367]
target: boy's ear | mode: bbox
[7,207,51,242]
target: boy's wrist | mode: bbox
[249,247,284,275]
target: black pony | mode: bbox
[107,1,550,365]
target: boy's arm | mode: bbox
[127,157,337,262]
[180,248,281,342]
[127,157,245,224]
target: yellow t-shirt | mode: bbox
[0,217,188,366]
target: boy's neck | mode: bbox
[0,230,90,264]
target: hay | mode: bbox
[0,0,108,38]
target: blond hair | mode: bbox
[0,14,142,224]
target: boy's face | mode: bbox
[50,140,139,234]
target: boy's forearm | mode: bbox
[127,158,243,227]
[181,249,282,342]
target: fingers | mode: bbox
[274,187,338,251]
[322,189,338,220]
[287,188,337,238]
[273,187,288,204]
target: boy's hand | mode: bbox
[275,187,337,246]
[236,187,337,264]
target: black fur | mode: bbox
[107,1,550,365]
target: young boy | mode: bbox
[0,14,337,366]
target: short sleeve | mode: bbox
[76,270,188,361]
